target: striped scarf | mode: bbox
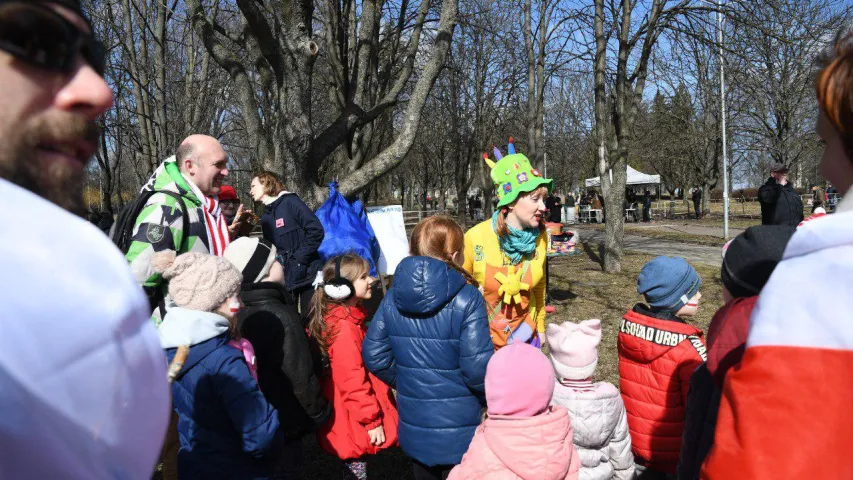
[203,196,230,256]
[180,171,231,256]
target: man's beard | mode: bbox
[0,114,100,215]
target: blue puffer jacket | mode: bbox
[363,256,494,466]
[161,308,282,479]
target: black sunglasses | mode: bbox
[0,2,105,76]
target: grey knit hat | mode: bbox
[152,251,242,312]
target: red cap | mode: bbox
[218,185,238,201]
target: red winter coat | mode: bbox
[705,297,754,388]
[317,305,399,460]
[618,306,706,474]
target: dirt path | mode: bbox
[576,228,724,266]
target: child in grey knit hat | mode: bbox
[153,250,283,479]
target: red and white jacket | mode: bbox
[702,197,853,479]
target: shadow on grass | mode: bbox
[581,241,604,269]
[549,288,578,302]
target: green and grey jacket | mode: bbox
[126,157,212,323]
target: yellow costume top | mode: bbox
[463,219,548,350]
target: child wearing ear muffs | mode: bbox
[308,254,399,479]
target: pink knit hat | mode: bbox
[485,343,555,417]
[546,319,602,381]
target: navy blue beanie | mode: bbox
[637,256,702,312]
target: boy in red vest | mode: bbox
[618,256,706,479]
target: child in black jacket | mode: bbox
[225,237,331,479]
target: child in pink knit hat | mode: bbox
[449,343,581,480]
[153,251,282,478]
[547,320,634,480]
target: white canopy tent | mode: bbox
[585,166,661,188]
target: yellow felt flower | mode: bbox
[494,266,530,305]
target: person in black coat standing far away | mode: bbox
[758,162,804,226]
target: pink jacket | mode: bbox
[449,406,581,480]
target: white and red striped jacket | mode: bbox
[702,196,853,479]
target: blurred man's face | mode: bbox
[0,3,112,213]
[818,111,853,195]
[221,199,239,219]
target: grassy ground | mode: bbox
[653,199,811,223]
[694,216,760,229]
[586,223,726,247]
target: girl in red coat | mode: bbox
[309,254,399,479]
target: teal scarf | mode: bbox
[492,212,539,264]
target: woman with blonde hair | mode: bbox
[363,216,494,480]
[463,139,552,350]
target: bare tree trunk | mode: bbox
[595,0,680,273]
[523,0,548,166]
[593,0,613,270]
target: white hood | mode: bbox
[0,180,170,480]
[158,307,231,348]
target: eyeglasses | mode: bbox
[0,2,105,76]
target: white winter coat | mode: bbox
[551,381,635,480]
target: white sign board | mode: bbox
[366,205,409,275]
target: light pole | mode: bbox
[717,1,729,240]
[698,0,729,239]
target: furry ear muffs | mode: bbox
[314,256,355,301]
[324,282,354,301]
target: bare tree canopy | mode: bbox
[83,0,849,273]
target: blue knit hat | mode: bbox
[637,256,702,312]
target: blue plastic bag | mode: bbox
[316,182,379,276]
[350,198,381,267]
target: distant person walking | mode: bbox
[565,193,576,223]
[691,187,702,219]
[758,163,804,226]
[827,182,839,211]
[812,186,827,213]
[546,193,563,223]
[642,190,652,222]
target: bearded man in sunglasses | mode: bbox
[0,1,170,479]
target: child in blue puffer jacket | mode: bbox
[363,216,494,480]
[154,251,282,479]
